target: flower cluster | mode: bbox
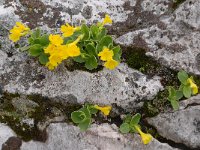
[9,22,30,42]
[44,34,82,70]
[98,47,119,70]
[9,15,121,71]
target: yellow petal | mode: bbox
[104,59,119,70]
[49,34,63,46]
[135,125,153,145]
[94,105,112,116]
[187,77,198,95]
[98,47,114,61]
[61,23,80,38]
[102,14,112,25]
[67,44,81,57]
[9,31,21,42]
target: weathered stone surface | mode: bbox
[21,123,177,150]
[0,123,16,147]
[0,54,163,109]
[116,0,200,75]
[0,0,163,110]
[147,95,200,149]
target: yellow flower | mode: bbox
[44,44,57,54]
[64,34,83,57]
[187,77,198,94]
[49,34,63,46]
[61,23,80,37]
[93,105,112,116]
[9,29,21,42]
[98,47,114,61]
[104,59,119,70]
[9,22,30,42]
[67,44,81,57]
[102,14,112,25]
[135,125,153,145]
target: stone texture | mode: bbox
[115,0,200,75]
[0,0,163,110]
[21,123,177,150]
[0,54,163,110]
[147,95,200,149]
[0,123,16,147]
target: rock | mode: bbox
[0,57,163,110]
[2,136,22,150]
[0,0,163,110]
[115,0,200,75]
[21,123,177,150]
[0,123,16,147]
[147,95,200,149]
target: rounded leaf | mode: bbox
[183,85,192,98]
[78,118,91,131]
[130,113,141,126]
[120,123,130,134]
[71,111,86,123]
[178,71,188,85]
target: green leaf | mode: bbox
[168,86,176,101]
[124,114,132,123]
[39,53,49,65]
[29,44,43,56]
[88,106,98,115]
[176,90,183,100]
[73,55,85,63]
[80,107,91,118]
[28,37,34,44]
[96,36,113,53]
[81,24,90,40]
[97,28,107,40]
[71,111,86,123]
[86,43,97,56]
[32,28,41,39]
[171,100,179,111]
[183,85,192,98]
[90,25,99,39]
[78,118,91,131]
[178,71,188,85]
[119,123,130,134]
[112,46,121,62]
[85,55,98,70]
[39,34,49,46]
[20,46,30,52]
[130,113,141,126]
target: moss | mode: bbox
[123,47,179,87]
[172,0,187,9]
[0,93,82,142]
[64,58,103,73]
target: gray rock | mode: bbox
[0,123,16,147]
[21,123,177,150]
[147,95,200,148]
[0,0,163,110]
[116,0,200,75]
[0,55,163,110]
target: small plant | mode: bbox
[167,86,183,111]
[168,70,198,110]
[9,15,121,71]
[71,104,111,131]
[119,114,152,145]
[178,70,198,98]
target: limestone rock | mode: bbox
[116,0,200,75]
[21,123,177,150]
[147,95,200,149]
